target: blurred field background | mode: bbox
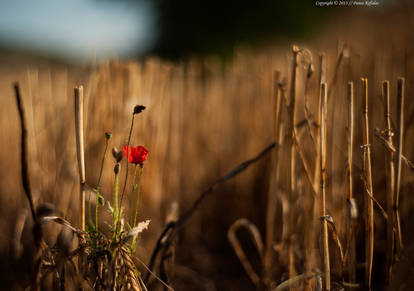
[1,1,414,290]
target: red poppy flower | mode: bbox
[123,145,148,165]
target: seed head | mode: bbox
[133,105,146,115]
[114,163,120,174]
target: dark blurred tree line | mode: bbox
[111,0,326,59]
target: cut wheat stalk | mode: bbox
[304,53,325,291]
[395,77,405,256]
[287,45,300,286]
[346,81,357,285]
[264,71,282,284]
[382,80,395,283]
[74,86,86,232]
[320,82,330,291]
[361,78,374,290]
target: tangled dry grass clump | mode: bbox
[14,82,155,290]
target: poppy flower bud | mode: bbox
[133,105,146,115]
[105,132,112,140]
[114,163,120,174]
[112,147,123,162]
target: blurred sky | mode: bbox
[0,0,400,62]
[0,0,155,62]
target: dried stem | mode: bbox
[320,82,330,291]
[383,80,395,282]
[288,45,300,285]
[361,78,374,290]
[14,83,43,291]
[395,77,405,256]
[74,86,86,231]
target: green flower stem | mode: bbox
[120,114,135,208]
[131,164,144,253]
[112,163,120,240]
[88,192,92,224]
[128,164,138,224]
[95,135,110,232]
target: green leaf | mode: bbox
[97,193,105,206]
[86,221,96,233]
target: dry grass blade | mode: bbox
[395,77,405,254]
[272,272,323,291]
[322,215,344,266]
[320,82,330,291]
[361,176,388,220]
[361,78,374,289]
[228,218,264,287]
[74,86,86,231]
[374,128,414,170]
[133,256,175,291]
[41,216,83,236]
[294,136,318,197]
